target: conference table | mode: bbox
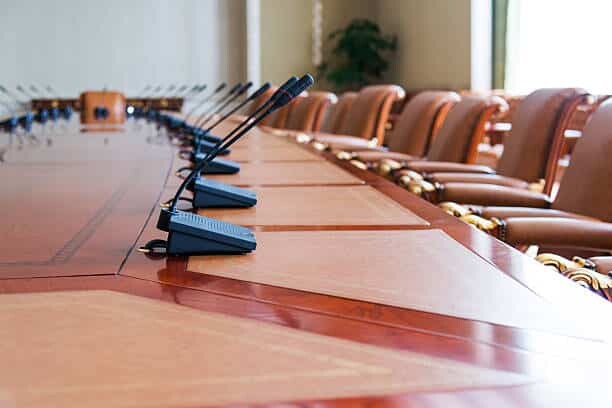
[1,117,610,407]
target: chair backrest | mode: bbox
[320,92,357,133]
[496,88,588,192]
[284,91,337,132]
[552,101,612,222]
[427,96,507,163]
[385,91,460,157]
[336,85,405,145]
[80,91,126,125]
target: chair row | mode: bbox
[260,84,610,300]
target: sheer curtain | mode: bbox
[505,0,612,94]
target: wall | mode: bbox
[376,0,472,90]
[260,0,312,85]
[259,0,376,87]
[0,0,247,97]
[259,0,473,91]
[0,0,474,100]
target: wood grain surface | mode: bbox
[0,290,528,407]
[1,118,610,407]
[198,185,428,227]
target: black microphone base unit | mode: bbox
[198,157,241,174]
[157,209,256,255]
[193,139,231,156]
[191,177,257,208]
[193,131,223,144]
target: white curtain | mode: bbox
[506,0,612,94]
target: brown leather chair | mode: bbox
[80,91,126,125]
[340,91,460,160]
[437,100,612,253]
[319,92,357,133]
[345,94,506,176]
[305,85,405,149]
[284,91,337,132]
[400,88,589,197]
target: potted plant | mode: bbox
[318,19,397,91]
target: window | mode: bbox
[505,0,612,94]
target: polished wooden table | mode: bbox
[1,120,611,407]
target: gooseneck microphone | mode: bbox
[0,85,26,106]
[174,82,277,208]
[137,84,152,96]
[175,83,271,159]
[149,74,314,256]
[198,82,253,129]
[182,82,253,157]
[146,85,163,98]
[45,85,60,98]
[173,85,189,97]
[203,82,271,135]
[192,82,243,128]
[183,84,206,99]
[184,83,225,124]
[16,85,34,100]
[178,77,297,172]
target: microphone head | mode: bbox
[290,74,315,97]
[248,82,271,101]
[214,83,227,93]
[279,76,299,92]
[268,74,314,113]
[268,76,298,104]
[237,82,253,96]
[227,83,243,95]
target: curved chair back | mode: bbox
[284,91,337,132]
[552,101,612,222]
[336,85,405,145]
[385,91,460,157]
[496,88,588,193]
[427,96,507,163]
[320,92,357,133]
